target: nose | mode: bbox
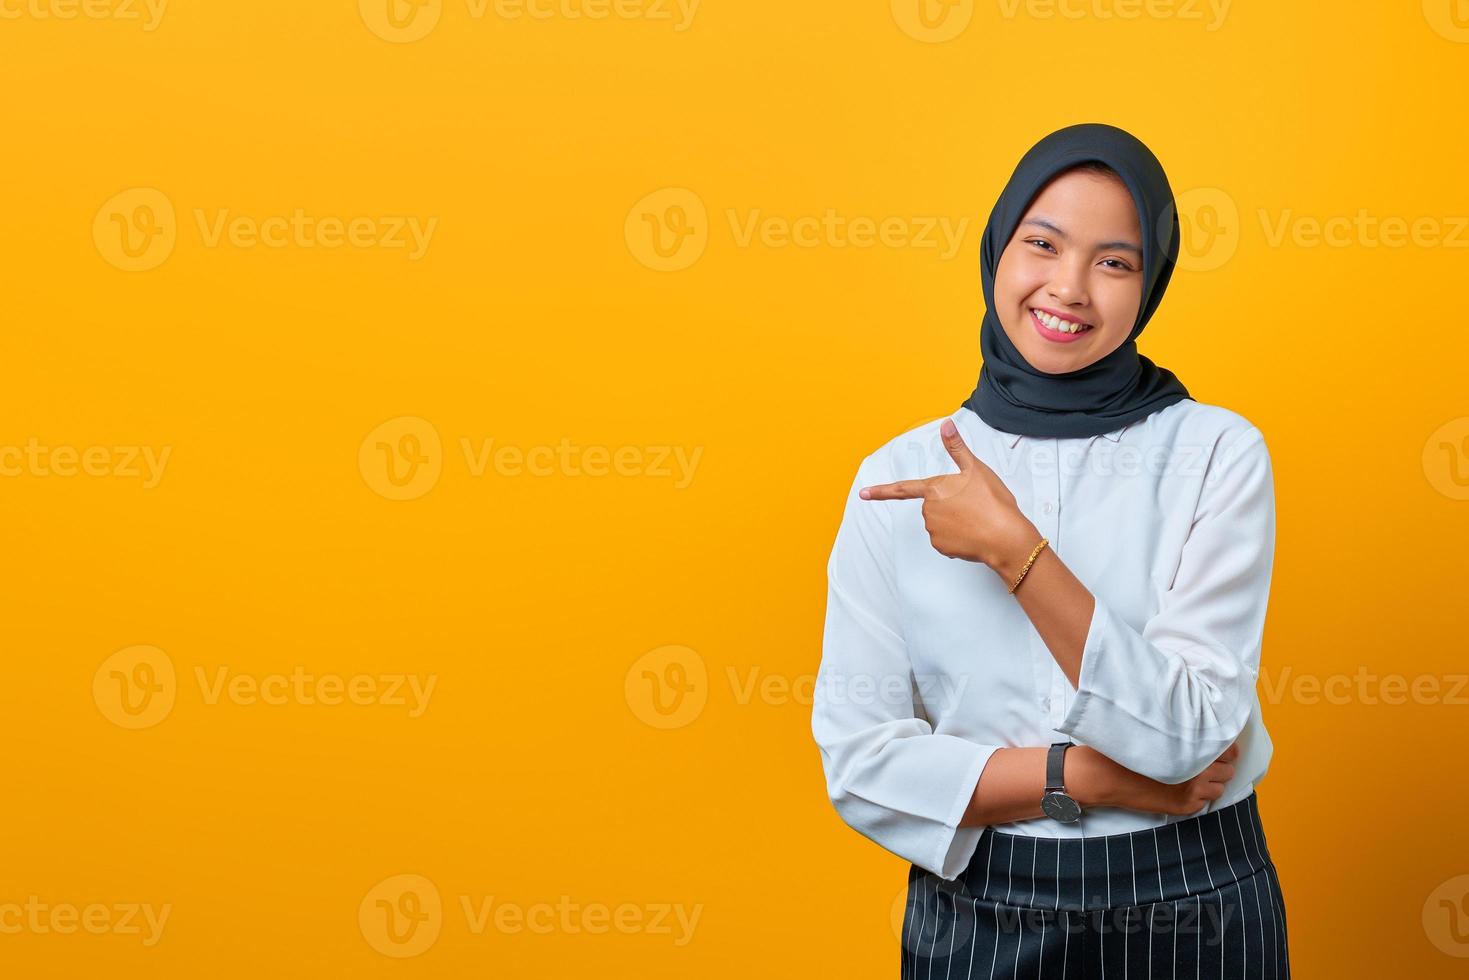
[1047,255,1090,307]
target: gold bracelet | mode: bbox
[1007,538,1049,595]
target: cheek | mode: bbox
[994,252,1042,303]
[1096,279,1144,325]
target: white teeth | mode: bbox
[1033,309,1090,334]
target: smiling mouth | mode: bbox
[1029,307,1094,335]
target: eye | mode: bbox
[1100,257,1135,271]
[1025,238,1056,253]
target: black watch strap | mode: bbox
[1045,741,1073,791]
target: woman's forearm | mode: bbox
[960,740,1240,828]
[991,530,1093,691]
[959,744,1118,827]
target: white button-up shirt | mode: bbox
[811,398,1277,881]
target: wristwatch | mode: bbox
[1040,741,1082,824]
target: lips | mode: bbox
[1029,306,1094,333]
[1029,308,1094,344]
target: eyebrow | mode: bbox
[1020,216,1143,256]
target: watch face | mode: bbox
[1041,792,1081,824]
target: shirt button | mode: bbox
[1041,696,1051,710]
[1042,501,1054,514]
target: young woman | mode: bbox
[810,123,1290,977]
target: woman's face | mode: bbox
[993,168,1146,374]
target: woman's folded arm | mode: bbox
[812,450,1005,882]
[1054,426,1276,784]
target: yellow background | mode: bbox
[2,0,1468,975]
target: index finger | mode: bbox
[859,480,929,501]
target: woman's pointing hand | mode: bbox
[860,418,1039,571]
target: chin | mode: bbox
[1031,353,1086,374]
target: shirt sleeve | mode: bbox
[811,449,1002,882]
[1056,425,1276,785]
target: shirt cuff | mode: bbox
[932,744,1000,881]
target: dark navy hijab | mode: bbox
[960,123,1192,439]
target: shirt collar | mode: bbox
[1001,425,1126,449]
